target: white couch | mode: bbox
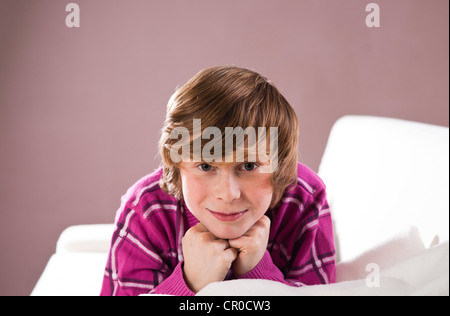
[31,115,449,296]
[318,115,449,261]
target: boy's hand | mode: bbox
[228,215,271,276]
[182,222,238,293]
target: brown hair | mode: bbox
[158,66,299,208]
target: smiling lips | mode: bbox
[207,209,248,222]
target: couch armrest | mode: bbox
[56,224,114,253]
[31,252,108,296]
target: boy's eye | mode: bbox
[241,162,258,171]
[198,163,212,172]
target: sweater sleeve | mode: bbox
[100,208,159,296]
[100,206,194,296]
[151,261,195,296]
[283,186,336,285]
[233,250,286,283]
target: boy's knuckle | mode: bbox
[182,232,191,244]
[198,233,208,243]
[200,232,215,244]
[213,240,225,252]
[261,215,271,227]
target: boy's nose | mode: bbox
[214,172,241,203]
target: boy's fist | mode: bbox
[182,222,238,293]
[228,215,271,276]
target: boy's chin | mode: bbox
[207,226,247,240]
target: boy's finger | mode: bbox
[228,235,249,250]
[258,215,271,229]
[223,247,238,262]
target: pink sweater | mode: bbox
[100,163,336,296]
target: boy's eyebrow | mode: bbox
[192,157,271,166]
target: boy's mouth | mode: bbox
[206,209,248,222]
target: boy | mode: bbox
[100,66,335,296]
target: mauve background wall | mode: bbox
[0,0,448,295]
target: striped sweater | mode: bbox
[100,163,336,296]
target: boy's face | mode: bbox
[179,161,273,239]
